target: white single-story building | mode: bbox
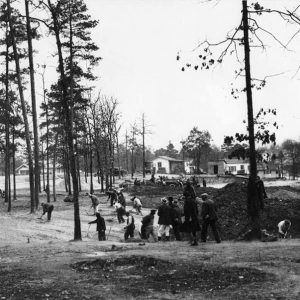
[208,159,250,175]
[16,163,64,176]
[16,164,30,175]
[152,156,184,174]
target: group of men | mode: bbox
[155,180,220,245]
[39,176,292,244]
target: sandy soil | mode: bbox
[0,186,299,299]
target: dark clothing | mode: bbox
[256,179,267,210]
[141,213,155,239]
[201,199,218,221]
[107,191,118,207]
[158,203,172,225]
[183,199,200,234]
[202,179,207,188]
[183,184,196,200]
[42,203,54,221]
[89,215,106,232]
[118,193,126,208]
[201,219,221,243]
[117,206,126,223]
[124,216,135,240]
[201,199,221,243]
[98,231,106,241]
[171,204,182,240]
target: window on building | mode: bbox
[158,162,162,168]
[229,166,236,172]
[240,165,244,170]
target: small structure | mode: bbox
[152,156,184,174]
[257,162,280,178]
[208,159,250,175]
[16,164,29,175]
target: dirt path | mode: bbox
[0,194,299,299]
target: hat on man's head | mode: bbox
[201,193,208,198]
[161,197,167,203]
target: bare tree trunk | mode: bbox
[142,114,145,178]
[242,0,260,238]
[12,131,17,200]
[46,103,50,202]
[52,133,59,202]
[84,148,88,184]
[25,0,40,209]
[7,0,35,213]
[125,131,129,172]
[74,142,81,192]
[41,141,46,191]
[48,0,81,240]
[5,26,10,206]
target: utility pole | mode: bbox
[142,113,145,178]
[125,131,129,172]
[242,0,260,236]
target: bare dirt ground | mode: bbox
[0,186,299,299]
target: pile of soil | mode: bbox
[213,183,300,240]
[127,183,300,240]
[72,255,273,297]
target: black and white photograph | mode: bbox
[0,0,299,299]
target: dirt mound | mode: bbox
[214,183,300,240]
[126,183,300,240]
[72,255,273,297]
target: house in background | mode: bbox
[257,161,284,178]
[15,163,64,176]
[208,159,250,175]
[16,164,29,175]
[152,156,184,174]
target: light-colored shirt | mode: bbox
[278,220,291,235]
[134,198,142,207]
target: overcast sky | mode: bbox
[38,0,300,150]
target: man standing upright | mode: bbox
[200,193,221,243]
[88,212,106,241]
[157,198,172,241]
[170,199,182,241]
[124,211,135,240]
[183,180,199,246]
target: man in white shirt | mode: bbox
[278,219,291,238]
[131,196,143,215]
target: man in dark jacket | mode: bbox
[124,211,135,240]
[88,212,106,241]
[256,176,267,210]
[200,193,221,243]
[141,209,156,240]
[118,190,126,208]
[170,199,182,241]
[157,198,172,241]
[40,203,54,221]
[106,189,118,207]
[183,180,199,246]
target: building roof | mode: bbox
[16,164,29,171]
[152,156,184,162]
[208,159,249,165]
[224,158,249,165]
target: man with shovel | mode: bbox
[88,212,106,241]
